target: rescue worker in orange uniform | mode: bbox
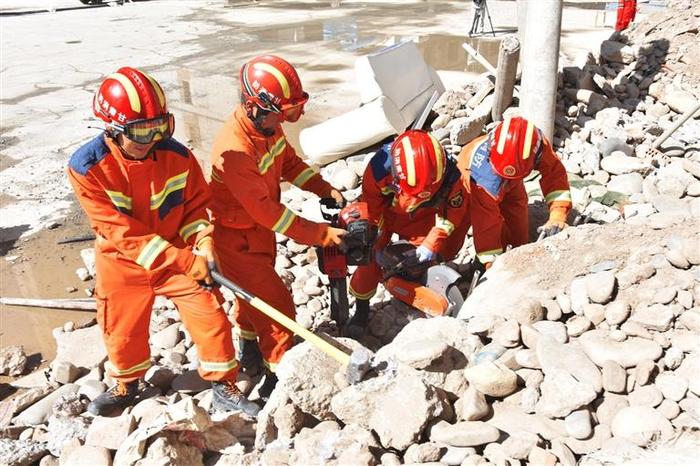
[68,67,259,417]
[615,0,637,31]
[347,130,470,332]
[457,116,572,269]
[210,55,346,400]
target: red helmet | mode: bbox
[239,55,309,122]
[390,130,447,198]
[489,116,543,179]
[93,67,173,144]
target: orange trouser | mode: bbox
[349,218,469,301]
[95,251,237,383]
[213,224,294,372]
[499,180,530,249]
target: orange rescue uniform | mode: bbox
[210,105,335,371]
[349,145,470,300]
[68,135,237,383]
[457,134,572,265]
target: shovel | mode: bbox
[211,270,372,384]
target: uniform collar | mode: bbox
[233,104,281,143]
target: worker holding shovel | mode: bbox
[209,55,347,401]
[457,116,572,270]
[68,67,260,417]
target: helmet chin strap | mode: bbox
[246,105,276,137]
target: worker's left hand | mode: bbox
[415,245,436,263]
[538,208,568,238]
[189,236,214,285]
[330,189,347,208]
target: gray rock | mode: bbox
[50,361,79,384]
[144,365,175,390]
[532,321,567,344]
[583,304,606,325]
[611,406,673,446]
[273,403,304,439]
[331,368,448,450]
[429,420,501,447]
[14,384,79,426]
[455,386,490,421]
[396,339,450,369]
[52,392,87,417]
[566,315,592,337]
[536,336,602,393]
[563,423,612,455]
[85,415,134,452]
[655,372,688,402]
[46,415,90,456]
[601,153,649,175]
[438,446,476,466]
[449,115,487,146]
[515,349,540,369]
[629,304,675,331]
[597,393,630,425]
[679,395,700,422]
[0,345,28,376]
[657,399,681,420]
[463,361,518,397]
[0,439,47,466]
[600,40,636,64]
[663,346,684,370]
[629,385,663,407]
[333,167,360,191]
[54,325,107,370]
[151,323,181,350]
[599,137,632,157]
[528,446,558,466]
[608,173,644,195]
[551,439,577,466]
[404,442,444,464]
[536,369,598,418]
[501,431,539,460]
[634,359,657,386]
[586,271,616,304]
[487,402,565,441]
[281,339,366,420]
[666,249,691,269]
[569,277,589,314]
[664,88,699,114]
[564,409,592,440]
[77,380,106,401]
[171,370,209,394]
[675,352,700,396]
[492,320,520,348]
[513,299,545,325]
[579,330,663,368]
[602,360,627,393]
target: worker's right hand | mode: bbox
[321,226,347,247]
[187,255,213,285]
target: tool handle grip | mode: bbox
[211,271,350,366]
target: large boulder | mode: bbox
[275,338,368,420]
[579,330,663,368]
[331,367,449,450]
[536,336,602,393]
[54,325,107,370]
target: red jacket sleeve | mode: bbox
[218,150,330,246]
[537,138,572,212]
[281,144,334,198]
[360,164,394,248]
[68,167,195,273]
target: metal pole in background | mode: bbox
[519,0,563,140]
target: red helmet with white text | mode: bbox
[489,116,543,179]
[390,130,447,199]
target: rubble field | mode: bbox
[1,1,700,465]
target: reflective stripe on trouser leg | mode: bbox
[154,272,237,382]
[348,262,382,300]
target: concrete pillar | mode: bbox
[491,35,520,122]
[519,0,563,140]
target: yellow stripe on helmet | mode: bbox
[107,72,141,113]
[496,117,511,155]
[522,121,535,160]
[402,136,417,187]
[143,72,166,108]
[429,133,444,183]
[253,62,291,99]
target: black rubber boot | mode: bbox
[257,369,278,404]
[87,380,141,416]
[346,299,370,339]
[237,338,263,376]
[212,380,261,417]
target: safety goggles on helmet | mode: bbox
[256,91,309,122]
[113,113,175,144]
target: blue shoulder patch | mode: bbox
[155,138,189,158]
[470,140,504,199]
[369,143,393,181]
[68,135,109,176]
